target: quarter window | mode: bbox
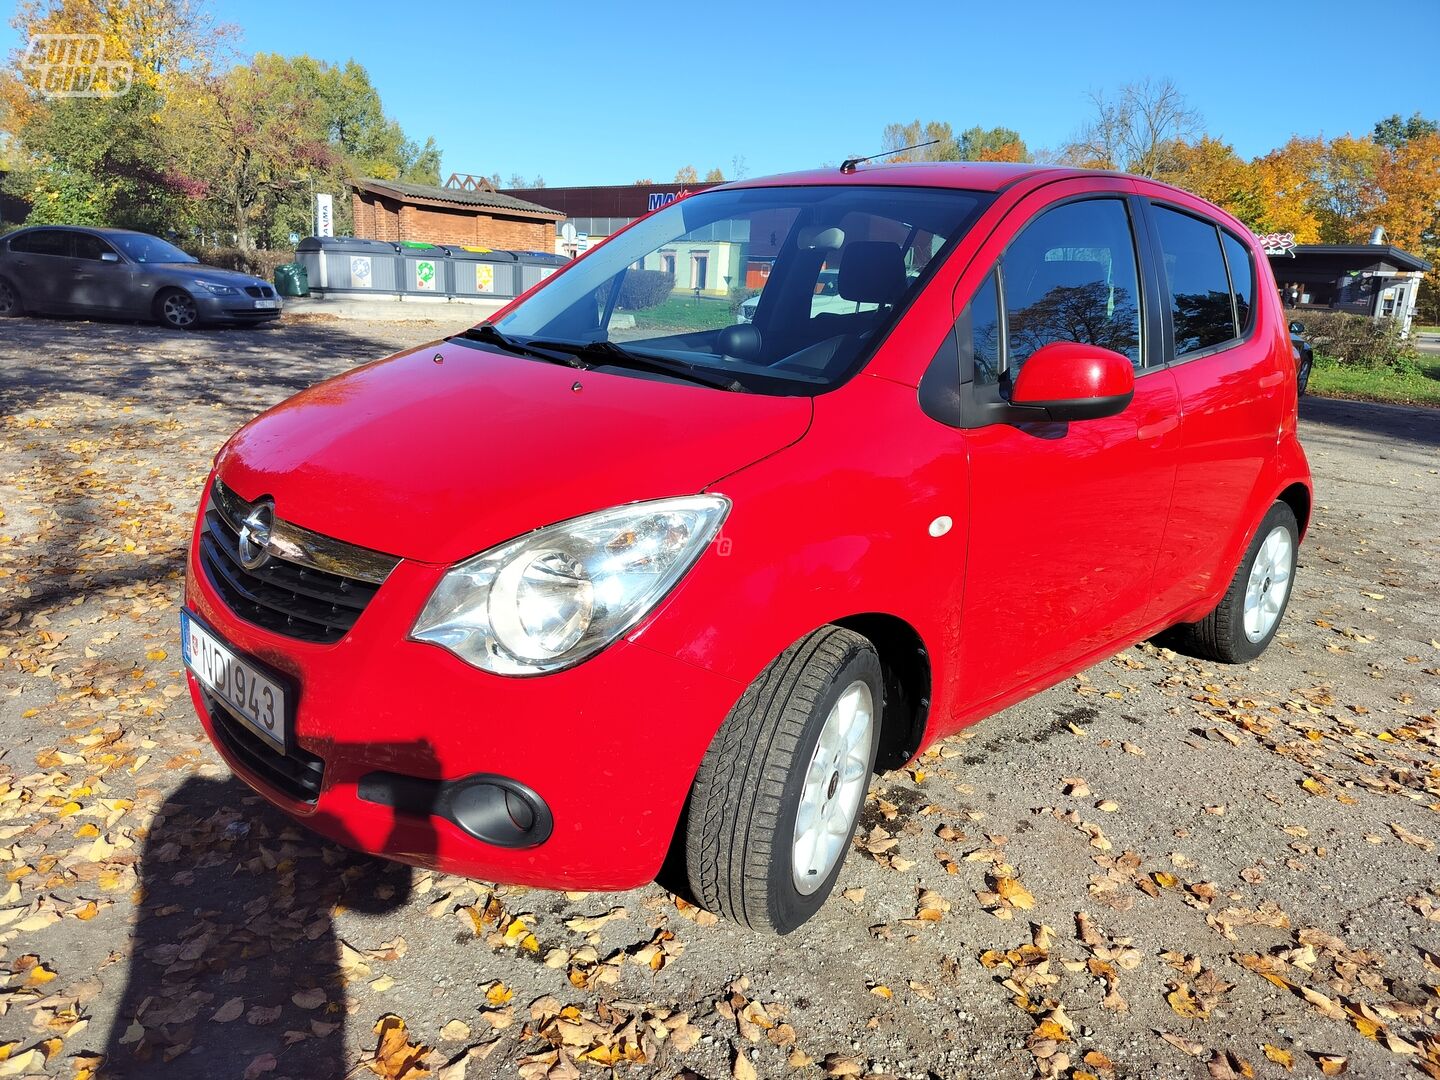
[1220,230,1254,334]
[972,198,1143,385]
[1153,206,1236,355]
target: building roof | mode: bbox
[352,178,563,220]
[1285,244,1432,273]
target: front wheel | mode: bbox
[685,627,881,934]
[1297,350,1313,396]
[156,289,200,330]
[0,277,22,317]
[1168,502,1299,663]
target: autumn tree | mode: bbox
[958,126,1028,162]
[1158,136,1265,226]
[1061,77,1201,177]
[703,166,724,183]
[674,165,699,184]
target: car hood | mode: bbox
[146,262,267,289]
[215,339,813,564]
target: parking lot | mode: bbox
[1,314,1437,1079]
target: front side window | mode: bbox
[74,234,119,261]
[1152,206,1236,356]
[490,185,991,395]
[972,198,1142,385]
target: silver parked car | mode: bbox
[0,226,282,329]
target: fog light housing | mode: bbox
[357,771,553,848]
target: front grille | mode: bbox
[199,481,399,644]
[244,285,276,298]
[205,693,324,803]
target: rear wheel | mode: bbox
[1167,502,1299,663]
[685,626,881,934]
[1297,350,1313,396]
[156,289,200,330]
[0,277,22,317]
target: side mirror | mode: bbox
[100,252,120,263]
[1288,321,1304,335]
[1010,341,1135,422]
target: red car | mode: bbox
[183,163,1311,933]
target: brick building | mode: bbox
[350,177,562,250]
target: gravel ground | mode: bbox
[1,314,1437,1080]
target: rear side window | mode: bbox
[1220,230,1254,333]
[9,230,71,257]
[974,198,1143,384]
[1152,206,1236,356]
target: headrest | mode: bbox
[797,225,845,250]
[838,241,907,305]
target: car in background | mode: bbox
[0,226,282,329]
[1289,320,1314,395]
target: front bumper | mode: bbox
[195,295,282,322]
[183,514,743,891]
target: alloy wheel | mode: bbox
[792,679,874,894]
[1243,526,1293,642]
[161,292,199,328]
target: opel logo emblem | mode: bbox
[237,501,275,570]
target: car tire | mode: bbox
[0,276,23,317]
[1297,350,1313,396]
[1167,501,1299,664]
[685,626,882,934]
[155,288,201,330]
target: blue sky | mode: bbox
[6,0,1438,186]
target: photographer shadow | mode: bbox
[103,739,443,1079]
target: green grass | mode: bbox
[1308,353,1440,407]
[1415,324,1439,335]
[624,295,734,334]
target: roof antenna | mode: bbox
[840,139,939,174]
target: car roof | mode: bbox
[10,225,153,237]
[720,161,1099,194]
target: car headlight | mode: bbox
[194,280,238,295]
[411,495,729,675]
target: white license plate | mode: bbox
[181,611,287,752]
[254,299,280,310]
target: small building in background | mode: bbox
[350,177,562,251]
[1264,230,1432,336]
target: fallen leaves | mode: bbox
[364,1014,430,1079]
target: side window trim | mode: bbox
[1143,198,1259,368]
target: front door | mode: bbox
[956,190,1181,713]
[66,233,134,313]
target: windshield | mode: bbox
[491,185,991,395]
[112,233,197,264]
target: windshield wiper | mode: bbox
[458,325,589,370]
[529,339,747,393]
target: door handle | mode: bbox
[1137,415,1179,441]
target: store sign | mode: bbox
[315,193,334,238]
[647,188,690,212]
[1257,232,1296,257]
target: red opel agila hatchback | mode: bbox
[183,163,1311,933]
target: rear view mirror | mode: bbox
[1010,341,1135,422]
[100,252,120,263]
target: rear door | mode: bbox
[5,229,73,312]
[953,182,1182,712]
[1139,201,1287,620]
